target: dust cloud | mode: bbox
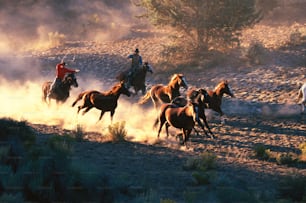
[0,0,142,52]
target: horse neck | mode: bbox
[214,87,226,98]
[168,80,180,94]
[61,81,71,91]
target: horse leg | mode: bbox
[200,113,214,139]
[110,110,115,124]
[165,122,170,137]
[181,129,192,146]
[97,111,105,123]
[81,105,93,115]
[157,117,166,139]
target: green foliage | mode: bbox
[0,193,24,203]
[161,199,177,203]
[135,0,261,53]
[183,151,217,171]
[253,143,271,160]
[276,153,298,166]
[0,118,112,202]
[216,187,257,203]
[278,174,306,202]
[183,152,217,185]
[73,124,85,142]
[107,121,127,142]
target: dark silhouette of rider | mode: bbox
[47,61,79,98]
[127,48,142,87]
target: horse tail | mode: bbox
[138,90,151,104]
[72,92,86,107]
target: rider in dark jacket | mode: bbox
[127,48,142,87]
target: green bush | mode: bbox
[276,153,298,166]
[278,174,306,202]
[107,121,127,142]
[0,118,113,202]
[183,152,217,171]
[253,144,271,160]
[246,42,268,65]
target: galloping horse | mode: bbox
[206,80,234,123]
[153,101,205,146]
[116,62,153,95]
[298,82,306,113]
[171,88,214,137]
[42,73,78,105]
[71,81,131,123]
[138,73,188,109]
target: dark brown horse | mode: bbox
[116,62,153,95]
[206,80,234,123]
[42,73,78,105]
[153,101,204,145]
[138,73,188,109]
[71,81,131,123]
[171,88,214,137]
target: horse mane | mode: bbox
[214,80,228,92]
[168,73,182,85]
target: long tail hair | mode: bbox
[138,90,151,104]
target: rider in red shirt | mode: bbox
[48,61,79,98]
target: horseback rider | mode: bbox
[47,61,79,98]
[127,48,142,87]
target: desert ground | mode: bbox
[1,17,305,203]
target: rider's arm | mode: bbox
[139,56,143,65]
[63,67,77,73]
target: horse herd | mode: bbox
[42,67,305,145]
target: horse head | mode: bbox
[64,73,78,88]
[144,62,153,74]
[171,73,188,90]
[119,81,131,97]
[216,80,234,97]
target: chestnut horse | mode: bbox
[171,88,214,137]
[298,82,306,113]
[71,81,131,123]
[206,80,234,123]
[42,73,78,105]
[116,62,153,95]
[138,73,188,109]
[153,101,205,146]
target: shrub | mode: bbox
[183,152,217,185]
[278,174,306,202]
[276,153,298,166]
[48,31,65,47]
[183,152,217,171]
[107,121,127,142]
[299,142,306,161]
[246,41,268,65]
[74,124,84,142]
[253,144,271,160]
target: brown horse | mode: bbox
[206,80,234,123]
[42,73,78,105]
[153,101,204,145]
[71,81,131,123]
[138,73,188,109]
[116,62,153,95]
[171,88,214,137]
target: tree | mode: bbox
[134,0,261,52]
